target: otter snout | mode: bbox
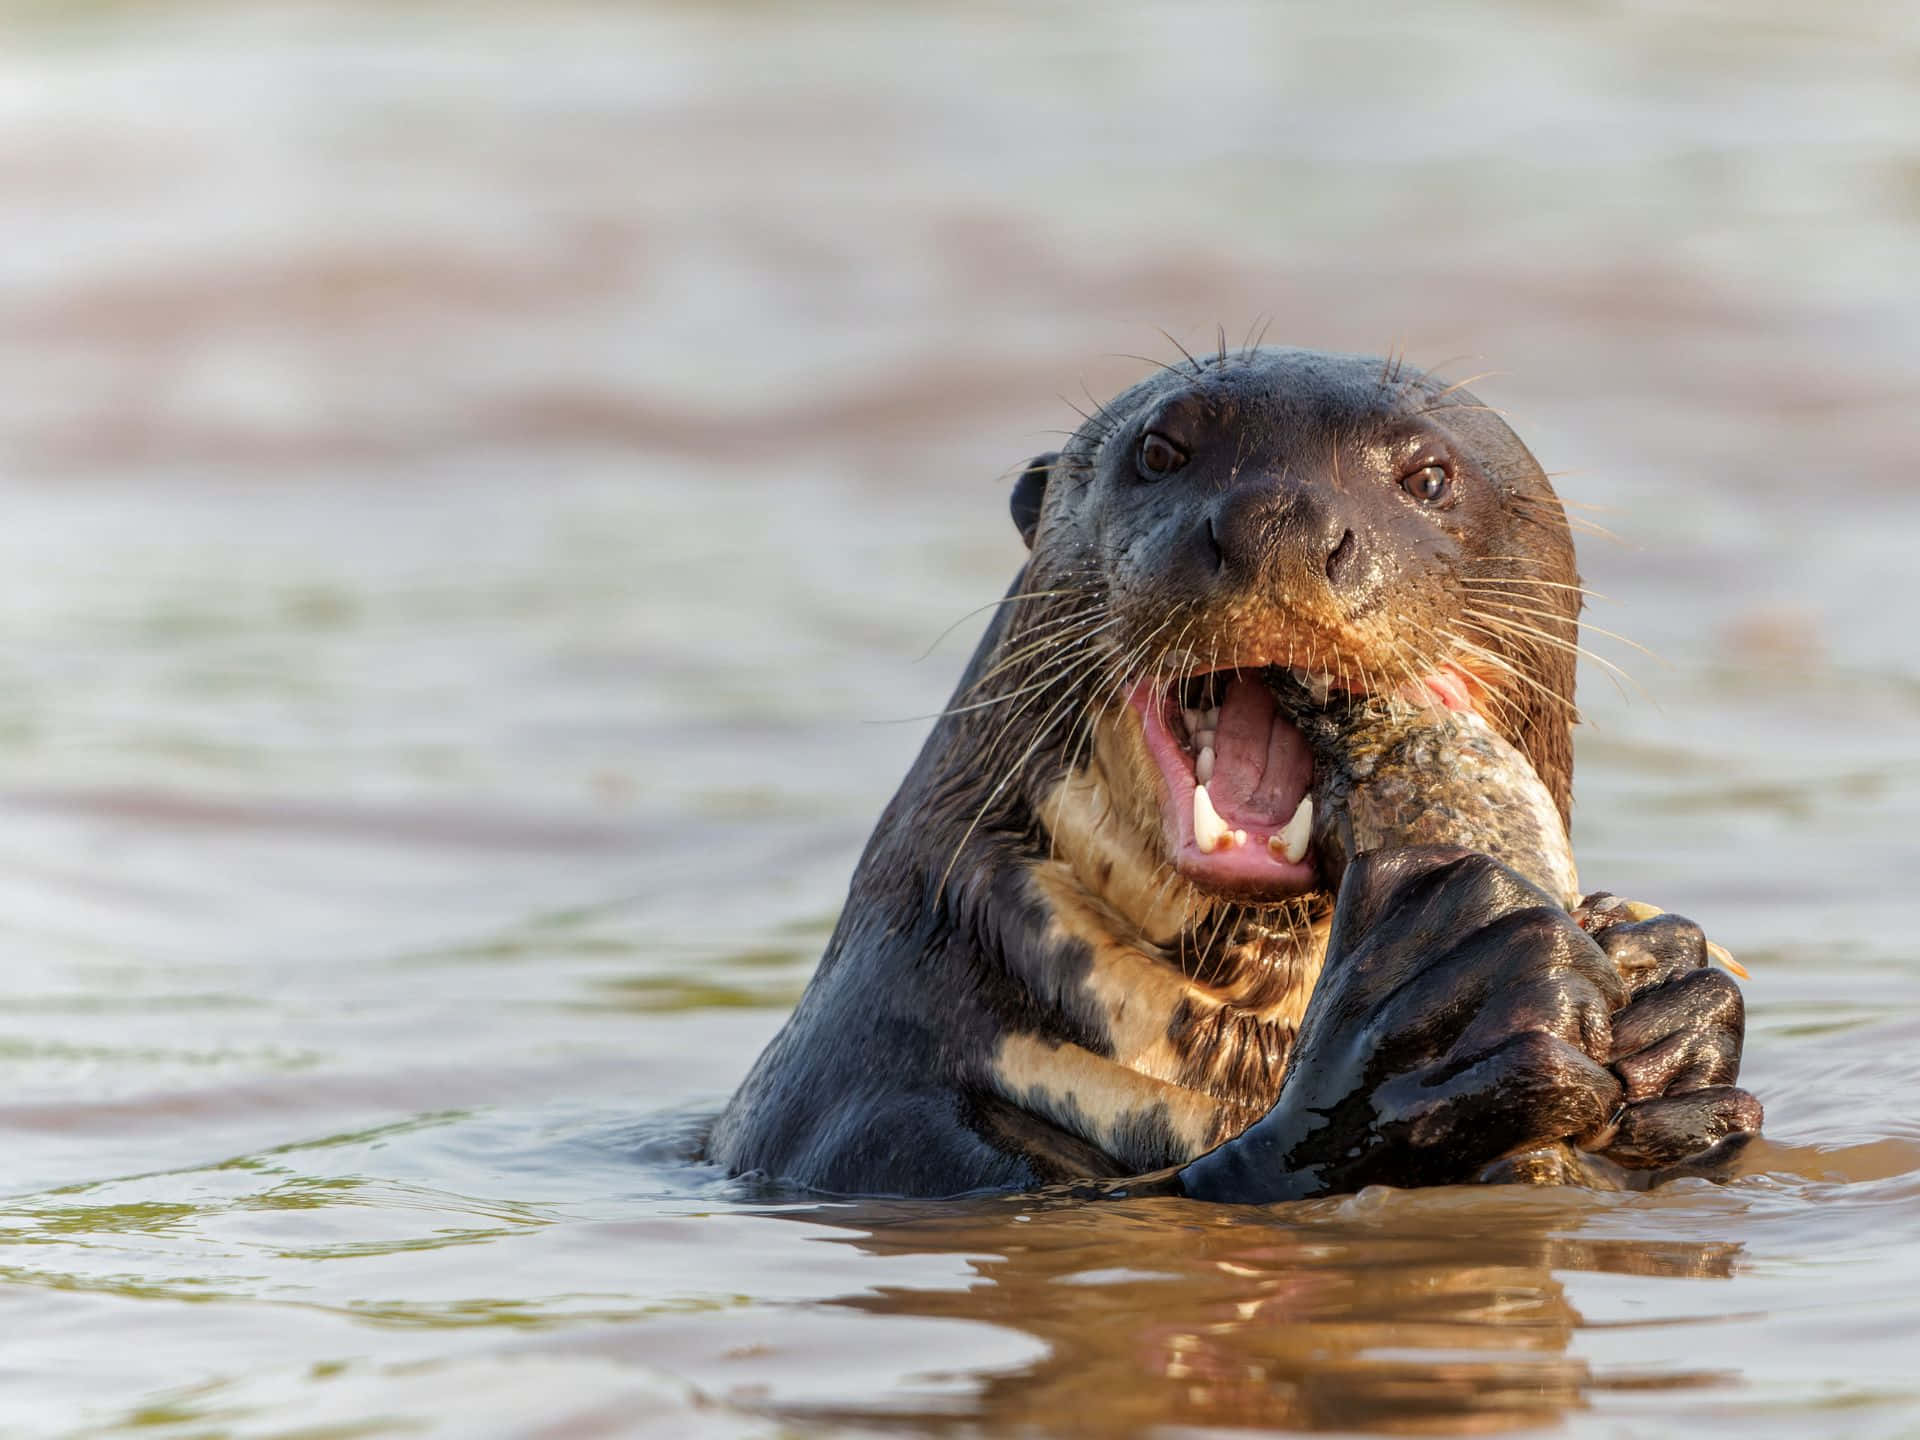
[1202,472,1369,614]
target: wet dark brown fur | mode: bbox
[709,346,1603,1196]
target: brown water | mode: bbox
[2,3,1918,1435]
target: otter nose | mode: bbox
[1206,476,1360,601]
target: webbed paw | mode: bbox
[1572,893,1763,1172]
[1181,847,1633,1202]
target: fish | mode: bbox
[1267,672,1581,908]
[1266,670,1747,978]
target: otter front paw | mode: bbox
[1179,847,1631,1203]
[1572,894,1763,1172]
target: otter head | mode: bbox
[994,347,1578,912]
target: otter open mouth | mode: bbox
[1128,669,1322,897]
[1127,662,1483,898]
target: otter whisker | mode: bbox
[970,619,1115,722]
[907,641,1123,724]
[1141,864,1189,964]
[965,653,1117,813]
[1113,352,1200,382]
[1535,489,1622,517]
[1156,326,1206,378]
[1175,883,1196,981]
[1460,575,1609,603]
[1426,629,1529,736]
[1075,620,1167,740]
[1378,633,1417,703]
[1376,339,1402,388]
[1440,630,1582,720]
[1506,496,1623,544]
[1056,403,1120,451]
[1477,552,1587,573]
[973,636,1125,744]
[1195,899,1239,986]
[1148,616,1206,708]
[1046,624,1169,864]
[1411,354,1482,387]
[1415,401,1511,419]
[955,637,1115,714]
[1467,596,1660,664]
[978,603,1129,730]
[973,601,1115,663]
[1377,622,1486,726]
[1422,369,1506,405]
[1078,383,1126,441]
[912,587,1088,664]
[1457,615,1637,705]
[1558,516,1625,544]
[1460,606,1651,684]
[938,644,1129,901]
[966,606,1118,688]
[1057,396,1101,428]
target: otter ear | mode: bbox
[1010,452,1057,550]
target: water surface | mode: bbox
[2,3,1918,1435]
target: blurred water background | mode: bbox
[1,2,1918,1435]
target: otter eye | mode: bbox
[1402,463,1451,505]
[1137,432,1187,479]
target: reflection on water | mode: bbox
[813,1192,1734,1435]
[0,1,1917,1436]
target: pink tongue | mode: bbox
[1207,677,1312,827]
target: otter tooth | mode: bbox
[1193,728,1215,752]
[1182,707,1205,739]
[1272,794,1312,863]
[1205,706,1221,728]
[1231,829,1247,847]
[1193,783,1231,854]
[1195,745,1215,784]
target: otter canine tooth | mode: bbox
[1195,745,1215,784]
[1275,794,1313,863]
[1193,783,1231,854]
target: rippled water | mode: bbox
[3,3,1919,1435]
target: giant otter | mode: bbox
[709,346,1760,1200]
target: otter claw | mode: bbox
[1705,940,1749,980]
[1577,894,1750,979]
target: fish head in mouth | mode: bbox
[1011,347,1581,906]
[1120,662,1485,899]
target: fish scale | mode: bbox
[1265,673,1581,908]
